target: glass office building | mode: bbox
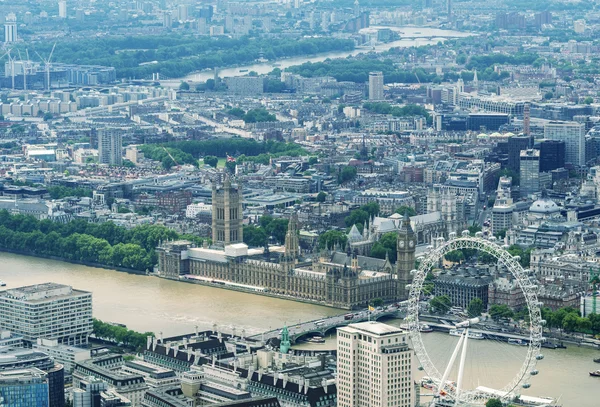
[0,368,49,407]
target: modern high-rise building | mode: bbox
[211,176,244,245]
[536,139,565,172]
[368,71,384,100]
[0,283,93,346]
[544,121,586,166]
[520,149,540,197]
[59,1,68,18]
[4,13,17,43]
[507,135,533,172]
[0,368,50,407]
[0,347,65,407]
[162,11,172,29]
[97,129,123,165]
[337,321,414,407]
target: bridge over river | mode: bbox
[249,306,405,344]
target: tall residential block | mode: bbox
[211,176,244,245]
[544,121,586,166]
[0,283,93,345]
[4,13,17,43]
[337,322,414,407]
[59,1,68,18]
[97,129,123,165]
[368,71,384,100]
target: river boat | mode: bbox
[239,69,249,73]
[420,324,433,333]
[590,370,600,377]
[306,336,325,344]
[449,329,484,340]
[0,280,5,287]
[508,338,528,346]
[594,358,600,363]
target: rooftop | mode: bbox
[342,321,404,336]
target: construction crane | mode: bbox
[35,42,56,91]
[162,146,180,169]
[415,72,421,84]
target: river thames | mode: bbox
[162,26,473,87]
[0,252,598,406]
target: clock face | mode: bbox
[409,240,415,248]
[399,240,405,249]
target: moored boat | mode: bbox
[594,358,600,363]
[449,329,484,340]
[589,370,600,377]
[508,338,528,346]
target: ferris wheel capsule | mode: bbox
[522,383,531,389]
[536,354,544,360]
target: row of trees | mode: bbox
[444,245,531,269]
[0,211,205,271]
[228,107,277,123]
[541,306,600,336]
[138,145,197,169]
[362,102,431,122]
[92,319,152,350]
[141,138,306,169]
[29,35,354,79]
[287,58,436,84]
[47,185,93,200]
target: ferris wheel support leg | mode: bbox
[455,328,469,401]
[437,333,464,397]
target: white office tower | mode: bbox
[98,129,123,165]
[4,13,17,43]
[369,71,384,100]
[0,283,92,345]
[337,321,414,407]
[59,1,67,18]
[544,121,586,166]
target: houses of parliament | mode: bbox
[157,177,415,309]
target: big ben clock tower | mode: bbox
[397,211,416,300]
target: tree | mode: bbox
[562,313,579,333]
[345,209,369,228]
[486,399,503,407]
[544,91,553,100]
[584,96,594,105]
[318,230,348,250]
[467,298,484,317]
[468,225,482,236]
[370,232,397,263]
[203,155,218,167]
[308,156,318,165]
[225,160,236,173]
[489,304,514,321]
[43,112,53,121]
[395,206,416,216]
[371,298,384,307]
[338,165,357,184]
[243,225,268,247]
[179,81,190,90]
[228,107,245,118]
[316,192,327,202]
[429,295,452,314]
[444,250,464,264]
